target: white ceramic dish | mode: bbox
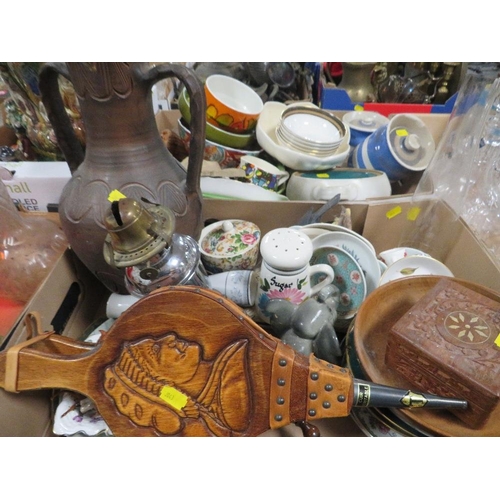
[291,226,330,240]
[200,177,289,201]
[298,222,376,255]
[53,391,112,437]
[377,246,430,267]
[312,231,381,295]
[275,126,340,157]
[278,122,341,150]
[282,112,341,145]
[276,110,343,156]
[286,169,391,202]
[378,255,454,286]
[256,101,351,171]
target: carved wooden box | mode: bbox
[385,278,500,429]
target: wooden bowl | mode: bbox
[353,275,500,437]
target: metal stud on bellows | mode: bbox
[103,197,176,268]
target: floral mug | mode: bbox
[256,227,334,323]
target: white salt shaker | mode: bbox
[256,227,334,323]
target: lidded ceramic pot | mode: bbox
[349,114,435,182]
[343,111,389,147]
[199,219,261,274]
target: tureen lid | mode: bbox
[343,111,389,133]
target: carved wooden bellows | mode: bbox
[0,285,466,436]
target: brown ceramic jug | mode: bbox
[39,62,206,294]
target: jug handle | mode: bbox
[140,63,206,196]
[38,63,85,173]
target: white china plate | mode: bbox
[377,246,430,267]
[278,124,342,150]
[53,391,112,437]
[282,112,341,145]
[201,177,289,201]
[301,222,376,255]
[256,101,350,171]
[276,127,340,157]
[291,226,331,240]
[312,231,380,295]
[378,255,454,286]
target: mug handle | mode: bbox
[309,264,334,296]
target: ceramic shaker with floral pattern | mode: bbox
[256,227,334,323]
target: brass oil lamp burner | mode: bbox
[103,196,207,298]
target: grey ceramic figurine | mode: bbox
[265,284,342,364]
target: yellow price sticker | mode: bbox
[407,207,421,221]
[160,385,188,410]
[396,128,409,137]
[495,333,500,348]
[108,190,127,202]
[386,206,402,219]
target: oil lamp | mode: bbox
[103,197,208,298]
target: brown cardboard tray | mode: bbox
[2,195,500,436]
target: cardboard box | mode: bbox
[155,109,450,199]
[0,245,109,437]
[156,108,181,133]
[156,109,450,146]
[0,161,71,211]
[0,108,448,216]
[2,195,500,437]
[0,108,490,437]
[318,75,458,116]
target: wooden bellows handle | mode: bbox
[0,286,355,436]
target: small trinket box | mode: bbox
[385,278,500,428]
